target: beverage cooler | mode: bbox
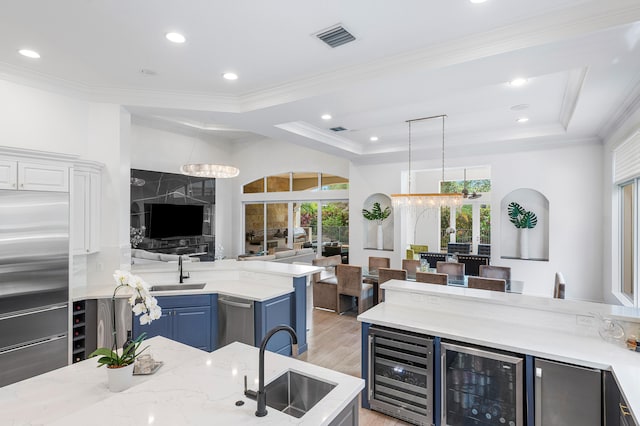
[368,325,434,425]
[440,342,524,426]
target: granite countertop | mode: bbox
[359,280,640,423]
[0,337,363,425]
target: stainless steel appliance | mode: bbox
[0,190,69,387]
[218,295,255,347]
[368,325,434,425]
[441,342,524,426]
[534,358,601,426]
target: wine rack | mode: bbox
[71,300,97,363]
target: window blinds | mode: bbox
[614,131,640,183]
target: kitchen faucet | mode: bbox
[178,256,189,283]
[244,325,298,417]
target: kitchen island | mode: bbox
[0,336,363,425]
[359,279,640,425]
[73,260,322,354]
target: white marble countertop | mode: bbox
[0,337,363,426]
[359,280,640,423]
[73,261,322,302]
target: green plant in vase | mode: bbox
[507,201,537,259]
[362,202,391,250]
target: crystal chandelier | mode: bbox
[391,114,463,209]
[180,163,240,178]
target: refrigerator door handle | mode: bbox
[535,366,542,426]
[0,334,67,355]
[0,304,67,320]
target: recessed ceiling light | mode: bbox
[509,77,528,87]
[370,136,379,142]
[510,104,530,111]
[469,0,488,3]
[18,49,40,59]
[321,114,332,120]
[516,117,530,123]
[165,32,186,43]
[222,72,238,80]
[140,68,157,76]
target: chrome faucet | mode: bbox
[244,325,298,417]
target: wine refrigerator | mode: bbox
[441,342,524,426]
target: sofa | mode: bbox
[237,247,316,264]
[131,248,200,264]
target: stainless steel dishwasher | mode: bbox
[218,295,255,347]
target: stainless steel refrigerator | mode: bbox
[0,190,69,387]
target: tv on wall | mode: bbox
[146,204,204,239]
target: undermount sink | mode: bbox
[149,283,206,291]
[265,370,336,418]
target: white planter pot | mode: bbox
[107,363,135,392]
[377,224,384,250]
[519,228,529,260]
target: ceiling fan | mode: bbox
[461,169,482,199]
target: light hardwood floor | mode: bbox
[297,289,411,425]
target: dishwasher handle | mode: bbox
[219,298,253,309]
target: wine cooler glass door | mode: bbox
[441,342,524,426]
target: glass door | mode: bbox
[441,342,524,426]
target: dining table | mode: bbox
[363,267,524,304]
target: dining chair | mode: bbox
[368,256,391,274]
[401,259,420,275]
[554,272,566,299]
[336,264,373,314]
[436,261,465,276]
[377,268,407,302]
[311,255,341,311]
[479,265,511,281]
[467,276,506,292]
[415,271,448,285]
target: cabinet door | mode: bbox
[535,359,601,426]
[173,306,211,351]
[0,160,17,189]
[255,293,293,355]
[605,371,638,426]
[18,162,69,192]
[72,169,101,254]
[133,311,172,341]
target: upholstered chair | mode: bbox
[415,271,448,285]
[336,264,373,314]
[401,259,420,276]
[377,268,407,302]
[467,276,506,292]
[436,261,465,277]
[368,256,390,274]
[311,255,342,311]
[479,265,511,281]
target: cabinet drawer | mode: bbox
[156,294,212,309]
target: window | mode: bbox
[620,180,636,303]
[241,172,349,255]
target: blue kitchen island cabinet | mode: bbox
[254,292,294,356]
[133,294,218,352]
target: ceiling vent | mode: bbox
[315,25,356,48]
[330,126,348,132]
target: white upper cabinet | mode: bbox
[0,160,69,192]
[72,166,101,254]
[0,160,18,189]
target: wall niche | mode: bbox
[500,188,549,261]
[362,193,394,251]
[130,169,215,260]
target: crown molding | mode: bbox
[598,76,640,145]
[559,67,588,131]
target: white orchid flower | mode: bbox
[113,270,129,286]
[139,313,151,325]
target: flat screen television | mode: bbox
[146,203,204,239]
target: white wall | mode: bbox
[349,142,605,302]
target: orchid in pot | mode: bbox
[89,270,161,391]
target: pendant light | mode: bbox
[391,114,463,209]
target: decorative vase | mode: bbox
[377,224,384,250]
[519,228,529,260]
[107,363,135,392]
